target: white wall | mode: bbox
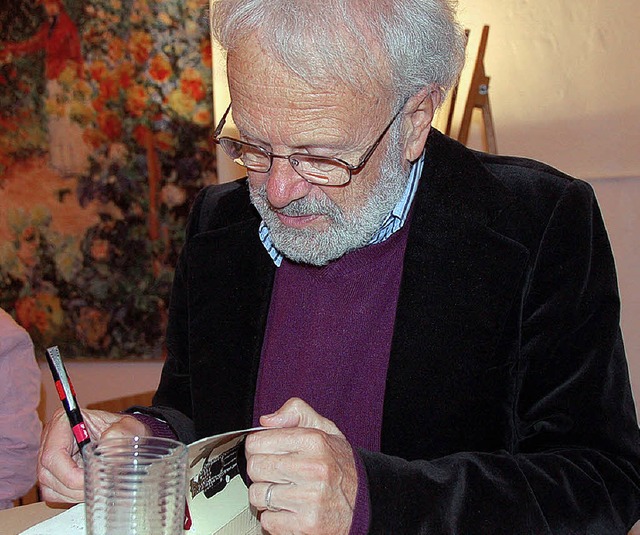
[452,0,640,180]
[589,178,640,404]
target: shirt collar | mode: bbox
[259,151,425,267]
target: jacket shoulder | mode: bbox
[187,179,256,236]
[474,150,595,208]
[424,131,597,235]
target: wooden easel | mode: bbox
[456,25,498,154]
[444,29,469,138]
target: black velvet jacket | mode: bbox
[151,130,640,533]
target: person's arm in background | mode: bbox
[0,309,42,509]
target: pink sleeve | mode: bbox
[0,310,42,509]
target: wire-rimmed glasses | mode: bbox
[213,103,403,186]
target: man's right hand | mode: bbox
[37,408,150,503]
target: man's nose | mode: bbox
[264,157,312,209]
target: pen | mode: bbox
[45,346,91,454]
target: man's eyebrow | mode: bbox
[236,128,347,154]
[234,127,269,146]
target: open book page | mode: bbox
[185,427,264,534]
[19,503,85,535]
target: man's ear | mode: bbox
[403,86,441,162]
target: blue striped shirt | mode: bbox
[259,152,424,266]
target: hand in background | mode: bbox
[245,398,357,535]
[37,408,150,504]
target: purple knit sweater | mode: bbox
[252,222,410,533]
[139,220,410,533]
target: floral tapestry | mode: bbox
[0,0,216,358]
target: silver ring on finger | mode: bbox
[265,482,280,512]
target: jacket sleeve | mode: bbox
[144,188,213,444]
[361,179,640,534]
[139,181,256,443]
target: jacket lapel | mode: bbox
[381,131,531,458]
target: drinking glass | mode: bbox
[84,436,187,535]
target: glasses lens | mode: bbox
[291,154,350,185]
[219,138,271,172]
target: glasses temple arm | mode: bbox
[214,103,233,138]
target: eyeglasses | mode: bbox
[213,102,403,186]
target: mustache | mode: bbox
[251,184,343,219]
[278,199,334,217]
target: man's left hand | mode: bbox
[245,398,357,535]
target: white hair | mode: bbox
[210,0,467,105]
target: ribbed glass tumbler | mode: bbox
[84,436,188,535]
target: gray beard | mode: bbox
[248,122,411,266]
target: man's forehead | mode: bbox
[230,59,359,112]
[226,33,390,106]
[225,36,393,147]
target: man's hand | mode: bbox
[245,398,357,535]
[37,408,150,503]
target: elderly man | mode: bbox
[38,0,640,533]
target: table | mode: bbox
[0,502,67,535]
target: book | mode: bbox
[184,427,264,534]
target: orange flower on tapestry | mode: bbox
[154,130,176,155]
[89,60,108,81]
[82,127,107,149]
[16,226,40,268]
[69,102,95,126]
[192,107,212,127]
[125,85,149,117]
[107,36,126,63]
[132,123,151,148]
[73,79,93,99]
[15,293,64,339]
[44,97,66,118]
[129,30,153,64]
[179,67,206,102]
[57,62,82,86]
[97,110,122,141]
[76,307,111,351]
[200,38,212,68]
[117,63,135,90]
[167,89,196,119]
[92,94,108,111]
[98,73,119,101]
[15,296,48,334]
[149,54,172,83]
[90,238,110,262]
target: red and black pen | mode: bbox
[45,346,91,454]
